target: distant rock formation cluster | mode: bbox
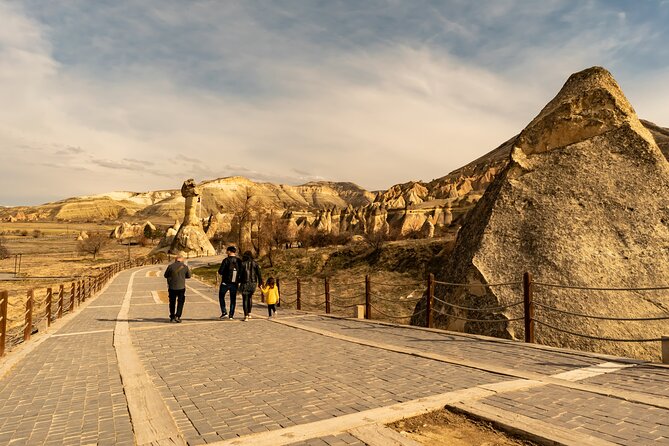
[414,66,669,360]
[110,221,156,245]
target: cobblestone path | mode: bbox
[0,263,668,445]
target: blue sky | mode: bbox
[2,1,669,205]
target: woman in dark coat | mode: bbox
[240,251,262,321]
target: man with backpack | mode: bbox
[164,253,192,323]
[218,246,243,319]
[240,251,263,321]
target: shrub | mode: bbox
[0,237,9,259]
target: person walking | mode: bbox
[163,253,191,323]
[218,246,243,319]
[240,251,262,321]
[260,277,280,318]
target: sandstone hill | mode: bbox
[413,66,669,361]
[0,178,375,224]
[3,115,667,243]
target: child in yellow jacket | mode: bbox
[260,277,280,317]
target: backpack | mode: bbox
[243,260,257,284]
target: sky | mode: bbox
[2,0,669,206]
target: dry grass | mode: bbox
[0,223,152,338]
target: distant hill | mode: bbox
[2,121,667,232]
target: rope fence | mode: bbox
[267,271,669,363]
[0,256,162,357]
[534,320,664,343]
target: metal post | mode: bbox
[46,288,52,327]
[325,277,331,314]
[365,275,371,319]
[0,291,8,357]
[427,273,434,328]
[58,284,64,319]
[523,272,535,343]
[24,290,33,342]
[296,278,302,310]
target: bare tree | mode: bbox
[257,210,290,266]
[227,187,255,253]
[77,231,110,260]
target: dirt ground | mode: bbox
[389,409,538,446]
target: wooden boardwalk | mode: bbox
[1,263,668,445]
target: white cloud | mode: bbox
[1,1,668,206]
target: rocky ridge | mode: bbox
[413,66,669,361]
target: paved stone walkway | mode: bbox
[0,263,668,445]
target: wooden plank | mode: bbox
[447,400,617,446]
[349,424,422,446]
[113,269,186,446]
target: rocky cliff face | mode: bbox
[414,66,669,361]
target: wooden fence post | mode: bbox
[523,272,535,343]
[325,277,330,314]
[365,275,371,319]
[276,278,281,307]
[46,288,52,328]
[426,273,434,328]
[70,282,75,311]
[58,284,64,319]
[0,291,8,357]
[296,278,301,310]
[24,290,33,342]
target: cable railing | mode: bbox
[0,257,162,357]
[269,271,669,362]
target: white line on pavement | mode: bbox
[114,269,186,446]
[52,329,114,337]
[186,284,218,304]
[551,361,636,382]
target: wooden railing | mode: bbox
[0,257,162,357]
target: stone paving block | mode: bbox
[481,384,669,445]
[4,269,669,446]
[292,315,603,375]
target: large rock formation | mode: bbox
[111,221,156,245]
[153,180,216,257]
[416,67,669,361]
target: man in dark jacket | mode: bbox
[164,253,192,323]
[240,251,262,321]
[218,246,243,319]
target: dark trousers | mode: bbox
[268,304,276,316]
[168,288,186,319]
[242,285,256,316]
[219,283,238,317]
